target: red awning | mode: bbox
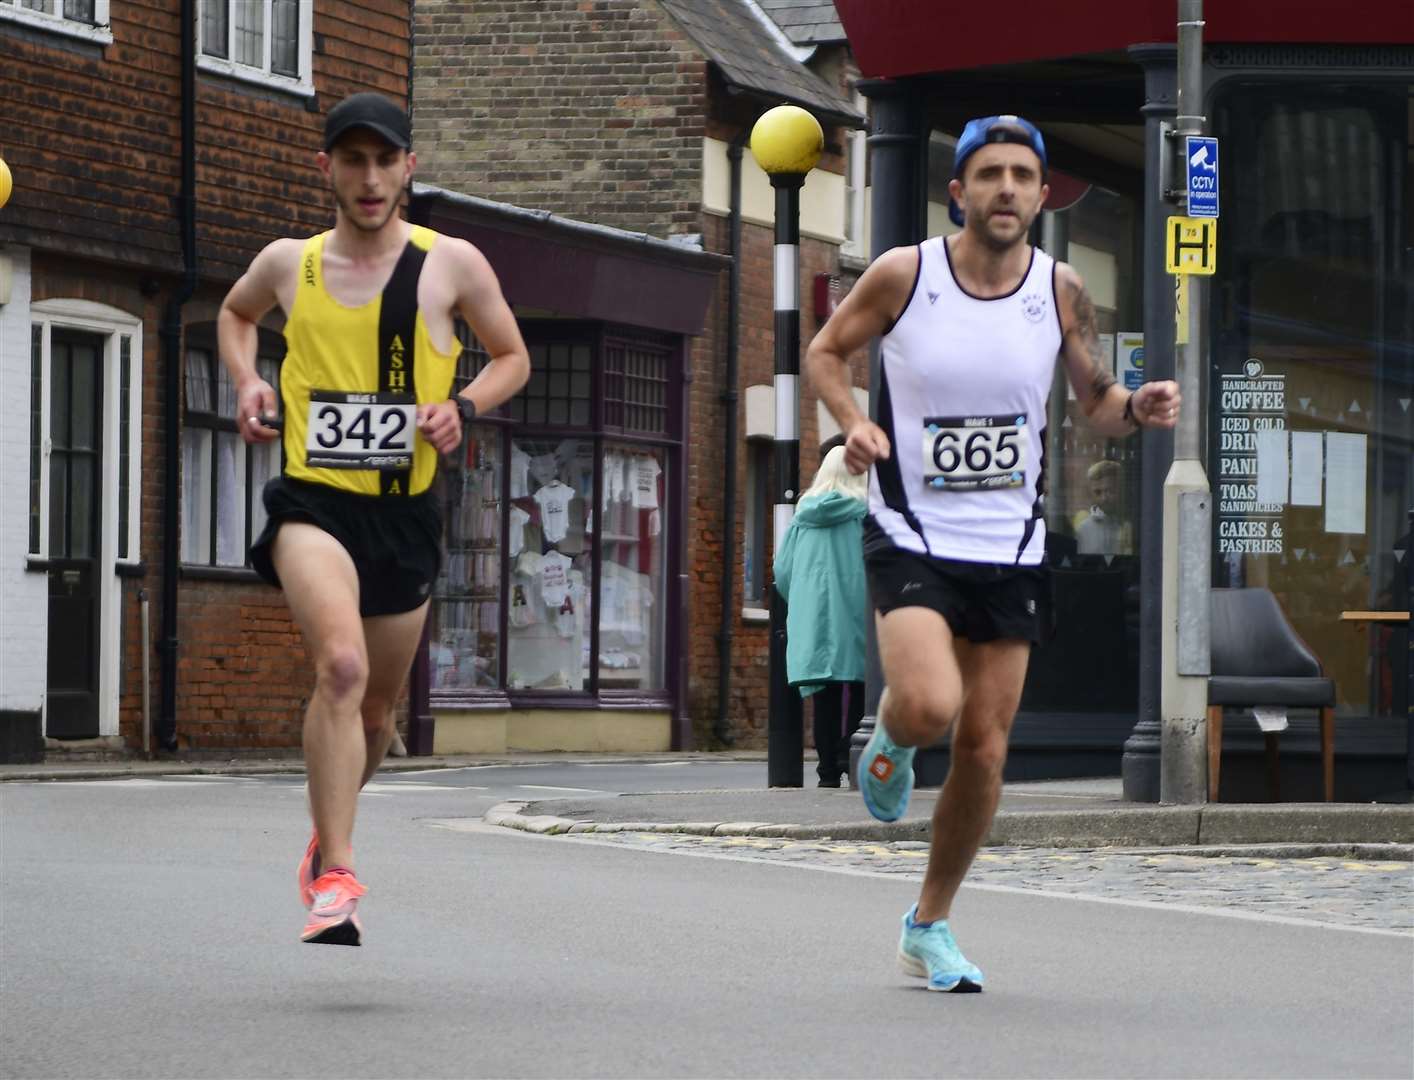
[835,0,1414,79]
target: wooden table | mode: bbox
[1340,610,1411,625]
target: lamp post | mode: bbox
[751,104,823,788]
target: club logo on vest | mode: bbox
[1020,291,1048,324]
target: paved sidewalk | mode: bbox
[487,776,1414,853]
[5,751,1410,854]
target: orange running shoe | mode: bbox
[300,869,367,946]
[297,831,320,908]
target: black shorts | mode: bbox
[249,477,443,618]
[864,544,1052,645]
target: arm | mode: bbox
[1056,262,1181,436]
[218,239,298,444]
[804,246,917,474]
[417,239,531,454]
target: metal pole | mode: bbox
[767,174,805,787]
[1160,0,1212,803]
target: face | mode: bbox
[949,142,1048,251]
[1089,471,1120,510]
[317,130,416,233]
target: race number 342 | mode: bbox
[921,414,1028,491]
[305,390,417,471]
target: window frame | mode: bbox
[196,0,314,99]
[28,299,141,568]
[840,91,869,260]
[0,0,112,45]
[432,320,685,706]
[742,437,773,613]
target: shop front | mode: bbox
[405,186,725,754]
[836,1,1413,796]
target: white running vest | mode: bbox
[867,236,1062,565]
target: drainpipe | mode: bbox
[157,0,198,751]
[714,132,748,747]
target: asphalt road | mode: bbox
[2,765,1410,1079]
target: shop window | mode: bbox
[506,436,595,690]
[1211,81,1413,720]
[598,443,667,690]
[180,346,280,568]
[431,323,681,702]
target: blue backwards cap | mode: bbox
[948,115,1048,227]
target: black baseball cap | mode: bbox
[323,92,411,152]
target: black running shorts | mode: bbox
[249,477,443,618]
[864,544,1052,645]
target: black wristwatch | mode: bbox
[451,395,478,425]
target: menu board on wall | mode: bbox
[1217,358,1285,555]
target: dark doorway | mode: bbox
[46,332,104,739]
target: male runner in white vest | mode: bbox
[807,115,1181,991]
[219,93,530,945]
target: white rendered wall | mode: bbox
[0,247,46,712]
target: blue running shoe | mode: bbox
[856,724,915,822]
[898,904,984,992]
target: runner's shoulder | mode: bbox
[860,244,922,302]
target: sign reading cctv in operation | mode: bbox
[1185,135,1219,218]
[1165,216,1217,275]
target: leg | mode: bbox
[358,601,431,788]
[843,680,865,775]
[272,523,368,873]
[874,607,965,748]
[915,638,1030,923]
[813,684,844,785]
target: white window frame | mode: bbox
[196,0,314,98]
[0,0,112,45]
[841,130,867,259]
[841,89,869,261]
[28,298,143,739]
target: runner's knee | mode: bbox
[359,696,396,735]
[315,645,368,703]
[884,684,960,743]
[951,726,1009,776]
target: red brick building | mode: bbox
[0,0,861,761]
[0,0,413,758]
[407,0,866,752]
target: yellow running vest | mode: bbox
[281,226,460,496]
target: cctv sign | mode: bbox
[1185,136,1219,218]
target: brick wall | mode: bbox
[687,214,867,748]
[2,1,414,751]
[0,1,411,286]
[412,0,706,237]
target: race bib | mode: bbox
[306,390,416,471]
[921,413,1028,491]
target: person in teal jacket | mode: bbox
[773,440,869,786]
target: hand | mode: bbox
[844,419,890,475]
[236,379,281,444]
[1133,380,1181,428]
[417,399,463,456]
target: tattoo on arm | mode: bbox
[1070,281,1116,402]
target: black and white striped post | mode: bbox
[750,105,823,788]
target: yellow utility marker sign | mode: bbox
[1166,216,1217,275]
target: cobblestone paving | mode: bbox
[563,831,1414,933]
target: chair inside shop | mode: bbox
[1208,587,1337,802]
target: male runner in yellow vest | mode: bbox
[217,92,530,945]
